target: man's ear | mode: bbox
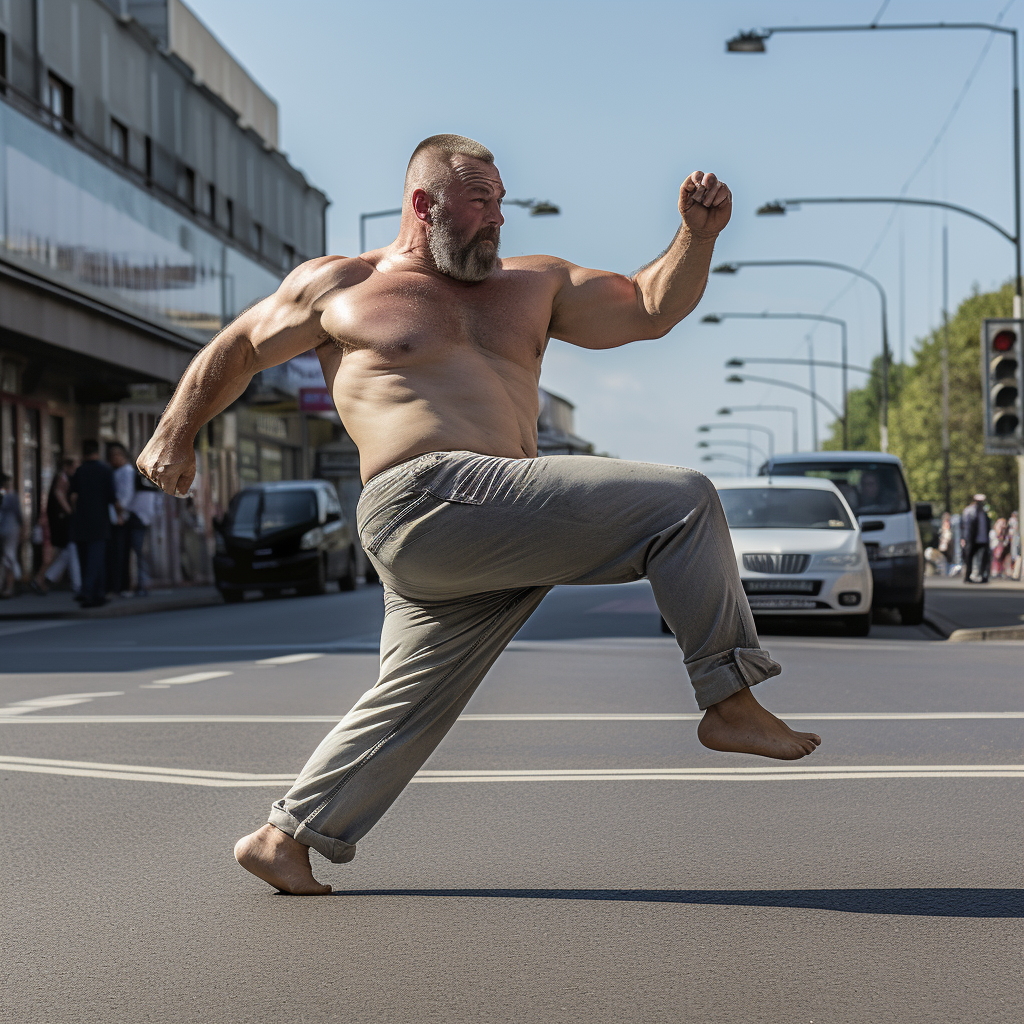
[412,188,433,224]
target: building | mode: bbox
[0,0,330,584]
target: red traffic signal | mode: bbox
[993,330,1017,352]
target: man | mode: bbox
[139,135,821,895]
[107,443,136,596]
[70,439,118,608]
[961,493,991,584]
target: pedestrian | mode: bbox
[140,136,820,895]
[106,443,136,596]
[935,511,954,575]
[991,517,1010,579]
[0,470,25,598]
[1010,511,1021,581]
[33,457,81,595]
[126,475,160,596]
[961,493,992,584]
[69,439,119,608]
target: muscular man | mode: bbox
[139,134,821,895]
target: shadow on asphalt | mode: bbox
[330,888,1021,917]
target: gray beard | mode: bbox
[428,208,500,282]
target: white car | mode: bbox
[715,476,874,636]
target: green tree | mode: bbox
[822,283,1019,515]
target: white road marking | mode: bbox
[0,755,1021,787]
[0,711,1022,724]
[139,671,233,690]
[255,653,325,666]
[0,692,124,716]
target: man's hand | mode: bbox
[679,170,732,239]
[137,434,196,497]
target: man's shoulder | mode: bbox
[279,255,372,305]
[501,254,573,275]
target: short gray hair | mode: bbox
[404,134,494,202]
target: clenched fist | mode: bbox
[137,434,196,497]
[679,170,732,239]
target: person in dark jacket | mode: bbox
[69,440,119,607]
[961,493,992,584]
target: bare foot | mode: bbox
[697,686,821,760]
[234,823,332,895]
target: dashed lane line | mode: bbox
[0,755,1021,787]
[0,711,1022,724]
[139,670,234,689]
[0,692,124,716]
[255,653,325,666]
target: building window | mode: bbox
[207,183,217,220]
[47,72,74,135]
[110,118,129,163]
[250,221,263,254]
[144,136,153,179]
[282,244,295,270]
[177,164,196,207]
[226,198,235,237]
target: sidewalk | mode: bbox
[923,574,1024,640]
[0,586,223,621]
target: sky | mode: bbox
[193,0,1022,469]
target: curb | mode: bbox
[948,624,1024,642]
[0,590,223,622]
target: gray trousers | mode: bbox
[268,451,780,863]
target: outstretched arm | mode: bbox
[138,256,350,496]
[548,170,731,349]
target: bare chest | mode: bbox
[320,268,553,368]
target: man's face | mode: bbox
[428,157,505,282]
[109,448,127,468]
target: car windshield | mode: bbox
[719,487,855,530]
[260,490,318,533]
[764,462,910,516]
[228,489,318,537]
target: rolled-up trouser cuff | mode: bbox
[686,647,782,711]
[268,802,357,864]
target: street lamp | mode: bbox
[359,198,559,254]
[718,404,800,453]
[712,260,891,451]
[701,453,752,472]
[726,19,1021,315]
[698,422,775,459]
[702,311,850,448]
[726,373,845,428]
[697,437,769,464]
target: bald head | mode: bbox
[404,134,494,202]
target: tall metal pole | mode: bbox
[1014,31,1022,319]
[807,336,818,450]
[840,319,848,449]
[942,225,952,515]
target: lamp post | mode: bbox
[727,19,1021,316]
[359,199,560,255]
[718,404,800,452]
[701,453,751,473]
[726,373,845,428]
[703,311,850,447]
[698,422,775,459]
[713,260,891,451]
[697,438,769,462]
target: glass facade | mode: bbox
[0,100,282,343]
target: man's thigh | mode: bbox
[375,454,715,600]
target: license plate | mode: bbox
[747,598,818,610]
[252,560,279,569]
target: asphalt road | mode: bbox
[0,582,1020,1024]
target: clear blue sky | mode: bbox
[195,0,1021,466]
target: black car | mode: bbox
[214,481,357,601]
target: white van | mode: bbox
[758,452,926,624]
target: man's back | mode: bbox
[71,461,114,543]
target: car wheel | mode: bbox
[897,597,925,626]
[338,547,357,591]
[846,613,872,637]
[220,587,244,604]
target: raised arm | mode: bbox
[548,170,731,349]
[138,255,351,496]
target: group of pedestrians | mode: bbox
[0,439,158,606]
[932,494,1022,582]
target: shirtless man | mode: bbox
[139,135,821,895]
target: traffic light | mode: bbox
[981,318,1024,453]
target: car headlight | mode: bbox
[811,552,863,569]
[877,541,920,559]
[299,526,325,550]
